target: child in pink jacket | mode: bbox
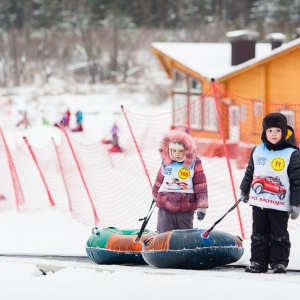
[152,127,208,233]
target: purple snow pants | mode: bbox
[157,208,194,233]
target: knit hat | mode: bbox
[169,142,185,151]
[261,112,287,144]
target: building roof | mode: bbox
[152,37,300,81]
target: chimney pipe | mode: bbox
[265,33,286,50]
[226,30,260,66]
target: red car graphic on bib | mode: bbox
[251,176,286,200]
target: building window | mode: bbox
[240,105,246,121]
[190,95,202,130]
[254,101,263,116]
[190,78,202,93]
[280,109,295,128]
[173,69,188,92]
[204,96,218,131]
[173,94,188,125]
[172,69,203,129]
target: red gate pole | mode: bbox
[0,128,25,208]
[23,137,55,207]
[211,78,245,239]
[121,105,152,189]
[52,137,73,213]
[60,126,99,225]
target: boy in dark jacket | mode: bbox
[240,112,300,274]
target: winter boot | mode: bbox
[272,264,287,274]
[245,262,268,273]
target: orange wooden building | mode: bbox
[151,30,300,147]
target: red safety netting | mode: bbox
[0,81,300,239]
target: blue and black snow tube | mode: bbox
[141,229,244,270]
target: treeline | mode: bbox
[1,0,300,35]
[0,0,299,87]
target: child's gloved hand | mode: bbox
[240,192,249,203]
[197,208,207,221]
[289,206,300,220]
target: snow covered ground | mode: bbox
[1,209,300,300]
[1,82,300,300]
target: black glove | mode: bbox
[240,192,249,203]
[289,206,300,220]
[197,208,207,221]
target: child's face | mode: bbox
[170,149,185,161]
[266,127,283,144]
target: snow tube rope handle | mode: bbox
[92,227,100,236]
[201,198,242,238]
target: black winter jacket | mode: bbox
[240,126,300,206]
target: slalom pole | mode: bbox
[135,198,156,243]
[121,105,153,189]
[201,198,242,238]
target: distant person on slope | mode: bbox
[111,122,119,137]
[61,109,71,127]
[240,112,300,274]
[72,110,83,132]
[65,109,71,127]
[16,110,30,129]
[108,122,122,152]
[152,126,208,233]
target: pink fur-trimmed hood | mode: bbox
[159,129,197,168]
